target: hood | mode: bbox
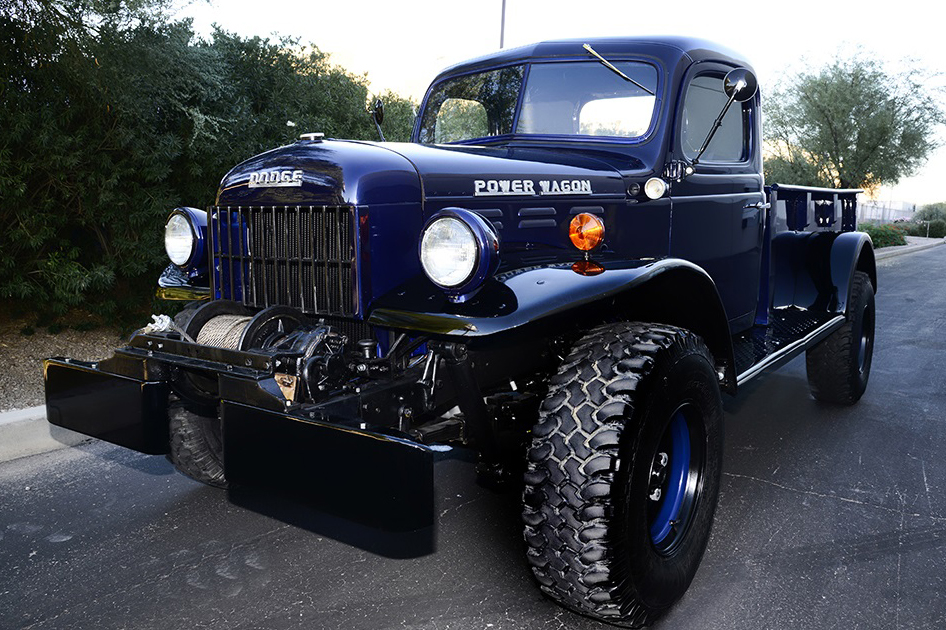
[216,138,632,207]
[216,139,423,206]
[381,142,630,200]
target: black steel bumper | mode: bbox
[45,359,171,454]
[44,341,435,532]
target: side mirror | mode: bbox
[369,98,385,141]
[372,98,385,125]
[723,68,758,103]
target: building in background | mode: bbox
[859,200,917,223]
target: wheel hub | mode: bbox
[648,406,703,553]
[648,451,669,501]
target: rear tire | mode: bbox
[169,404,227,488]
[523,323,723,627]
[806,270,875,405]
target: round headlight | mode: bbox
[165,212,195,266]
[420,216,478,287]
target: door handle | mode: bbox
[744,201,771,210]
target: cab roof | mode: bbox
[430,36,752,84]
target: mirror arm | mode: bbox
[691,86,741,166]
[368,98,386,142]
[373,117,386,142]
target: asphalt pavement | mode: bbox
[2,246,945,629]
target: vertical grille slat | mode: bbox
[309,210,318,315]
[335,206,344,312]
[213,207,224,299]
[209,205,355,317]
[295,206,303,311]
[320,209,329,313]
[237,206,247,304]
[225,207,235,302]
[266,208,278,306]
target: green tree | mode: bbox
[763,53,944,192]
[915,202,946,222]
[0,0,415,321]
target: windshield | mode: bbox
[417,66,525,144]
[418,60,659,144]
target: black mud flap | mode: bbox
[44,359,170,454]
[222,401,435,534]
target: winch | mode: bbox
[174,302,359,406]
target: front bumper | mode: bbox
[44,336,435,531]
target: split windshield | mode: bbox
[418,60,659,144]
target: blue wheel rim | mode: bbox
[649,410,691,545]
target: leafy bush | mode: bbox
[897,222,922,237]
[858,222,907,248]
[897,219,946,238]
[928,219,946,239]
[0,1,416,322]
[916,203,946,222]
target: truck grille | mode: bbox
[208,205,356,316]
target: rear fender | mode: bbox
[770,231,876,315]
[831,232,877,311]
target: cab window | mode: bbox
[681,74,747,162]
[434,99,488,144]
[418,66,524,144]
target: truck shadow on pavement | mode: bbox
[81,440,177,476]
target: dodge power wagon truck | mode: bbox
[45,37,876,626]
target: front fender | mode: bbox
[369,256,737,392]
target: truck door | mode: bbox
[668,66,765,333]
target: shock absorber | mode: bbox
[438,342,508,487]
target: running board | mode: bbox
[734,313,846,386]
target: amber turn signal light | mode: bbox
[572,260,605,276]
[569,213,605,251]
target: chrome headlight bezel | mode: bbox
[419,208,500,303]
[164,208,205,268]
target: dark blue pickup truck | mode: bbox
[45,36,875,626]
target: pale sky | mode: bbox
[177,0,946,205]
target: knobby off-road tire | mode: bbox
[523,323,723,627]
[806,271,875,405]
[169,405,227,488]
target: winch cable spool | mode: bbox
[196,315,253,350]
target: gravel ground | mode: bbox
[0,322,124,412]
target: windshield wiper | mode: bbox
[582,44,655,96]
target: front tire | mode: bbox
[523,323,723,627]
[169,404,227,488]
